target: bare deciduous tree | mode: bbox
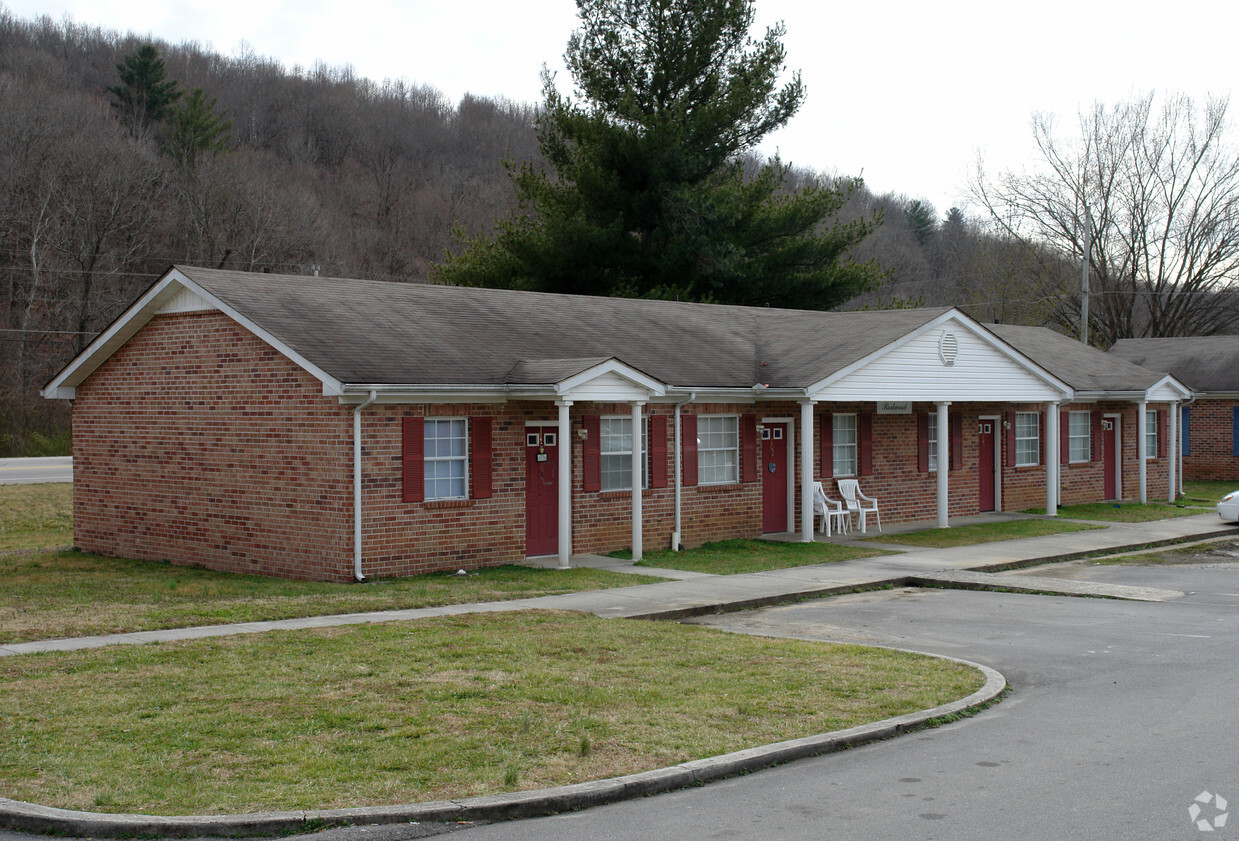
[972,92,1239,346]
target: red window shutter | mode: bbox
[917,413,929,473]
[650,415,668,488]
[858,413,874,476]
[682,413,698,487]
[582,415,601,492]
[741,414,758,482]
[820,412,833,478]
[950,414,963,470]
[1060,411,1070,465]
[1005,411,1016,467]
[402,417,424,503]
[470,417,492,499]
[1158,409,1167,458]
[1092,411,1104,463]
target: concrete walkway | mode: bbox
[3,512,1230,658]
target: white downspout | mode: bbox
[1168,400,1178,503]
[1138,399,1148,504]
[672,392,696,551]
[353,390,377,582]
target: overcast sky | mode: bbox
[4,0,1235,218]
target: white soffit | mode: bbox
[159,287,217,314]
[811,315,1069,403]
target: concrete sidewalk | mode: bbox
[3,512,1231,658]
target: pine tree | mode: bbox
[164,88,232,168]
[437,0,881,308]
[108,44,181,142]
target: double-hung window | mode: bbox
[600,416,647,491]
[1015,412,1040,466]
[1145,410,1158,459]
[698,415,738,485]
[1068,411,1091,463]
[833,414,858,477]
[927,413,939,472]
[424,418,468,500]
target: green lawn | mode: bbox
[0,483,73,550]
[1036,501,1205,522]
[0,611,983,815]
[621,538,889,575]
[865,518,1103,549]
[1183,481,1237,506]
[0,549,661,645]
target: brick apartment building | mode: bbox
[43,266,1189,582]
[1111,337,1239,483]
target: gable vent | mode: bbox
[938,331,959,367]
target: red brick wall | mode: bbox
[72,312,354,581]
[1183,399,1239,482]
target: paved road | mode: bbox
[430,560,1239,841]
[0,456,71,484]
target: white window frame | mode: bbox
[833,413,858,477]
[600,416,647,492]
[424,418,468,501]
[1015,412,1040,467]
[698,415,739,486]
[927,413,939,473]
[1068,411,1091,464]
[1145,410,1158,460]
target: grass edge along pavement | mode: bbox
[0,612,991,828]
[0,647,1005,838]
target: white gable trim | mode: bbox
[805,310,1071,402]
[42,267,345,400]
[159,286,216,314]
[556,358,667,401]
[1145,375,1192,402]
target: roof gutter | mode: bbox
[353,389,377,582]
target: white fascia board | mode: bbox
[41,273,185,399]
[339,385,521,404]
[41,268,346,400]
[804,309,1072,399]
[555,358,667,400]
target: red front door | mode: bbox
[762,422,789,533]
[1102,418,1118,499]
[525,427,558,556]
[978,419,996,512]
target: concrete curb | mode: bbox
[0,659,1006,838]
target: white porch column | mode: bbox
[1045,402,1059,517]
[631,401,644,561]
[1169,401,1178,502]
[936,401,950,528]
[1137,400,1148,504]
[801,401,815,543]
[557,400,572,569]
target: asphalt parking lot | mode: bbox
[433,550,1239,841]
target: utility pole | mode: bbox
[1080,206,1090,345]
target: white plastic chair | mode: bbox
[837,478,881,534]
[812,481,849,536]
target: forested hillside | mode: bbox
[0,9,1064,455]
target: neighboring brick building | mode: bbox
[1110,337,1239,483]
[43,266,1188,582]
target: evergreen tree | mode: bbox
[903,199,937,246]
[164,88,232,168]
[437,0,881,308]
[108,44,181,142]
